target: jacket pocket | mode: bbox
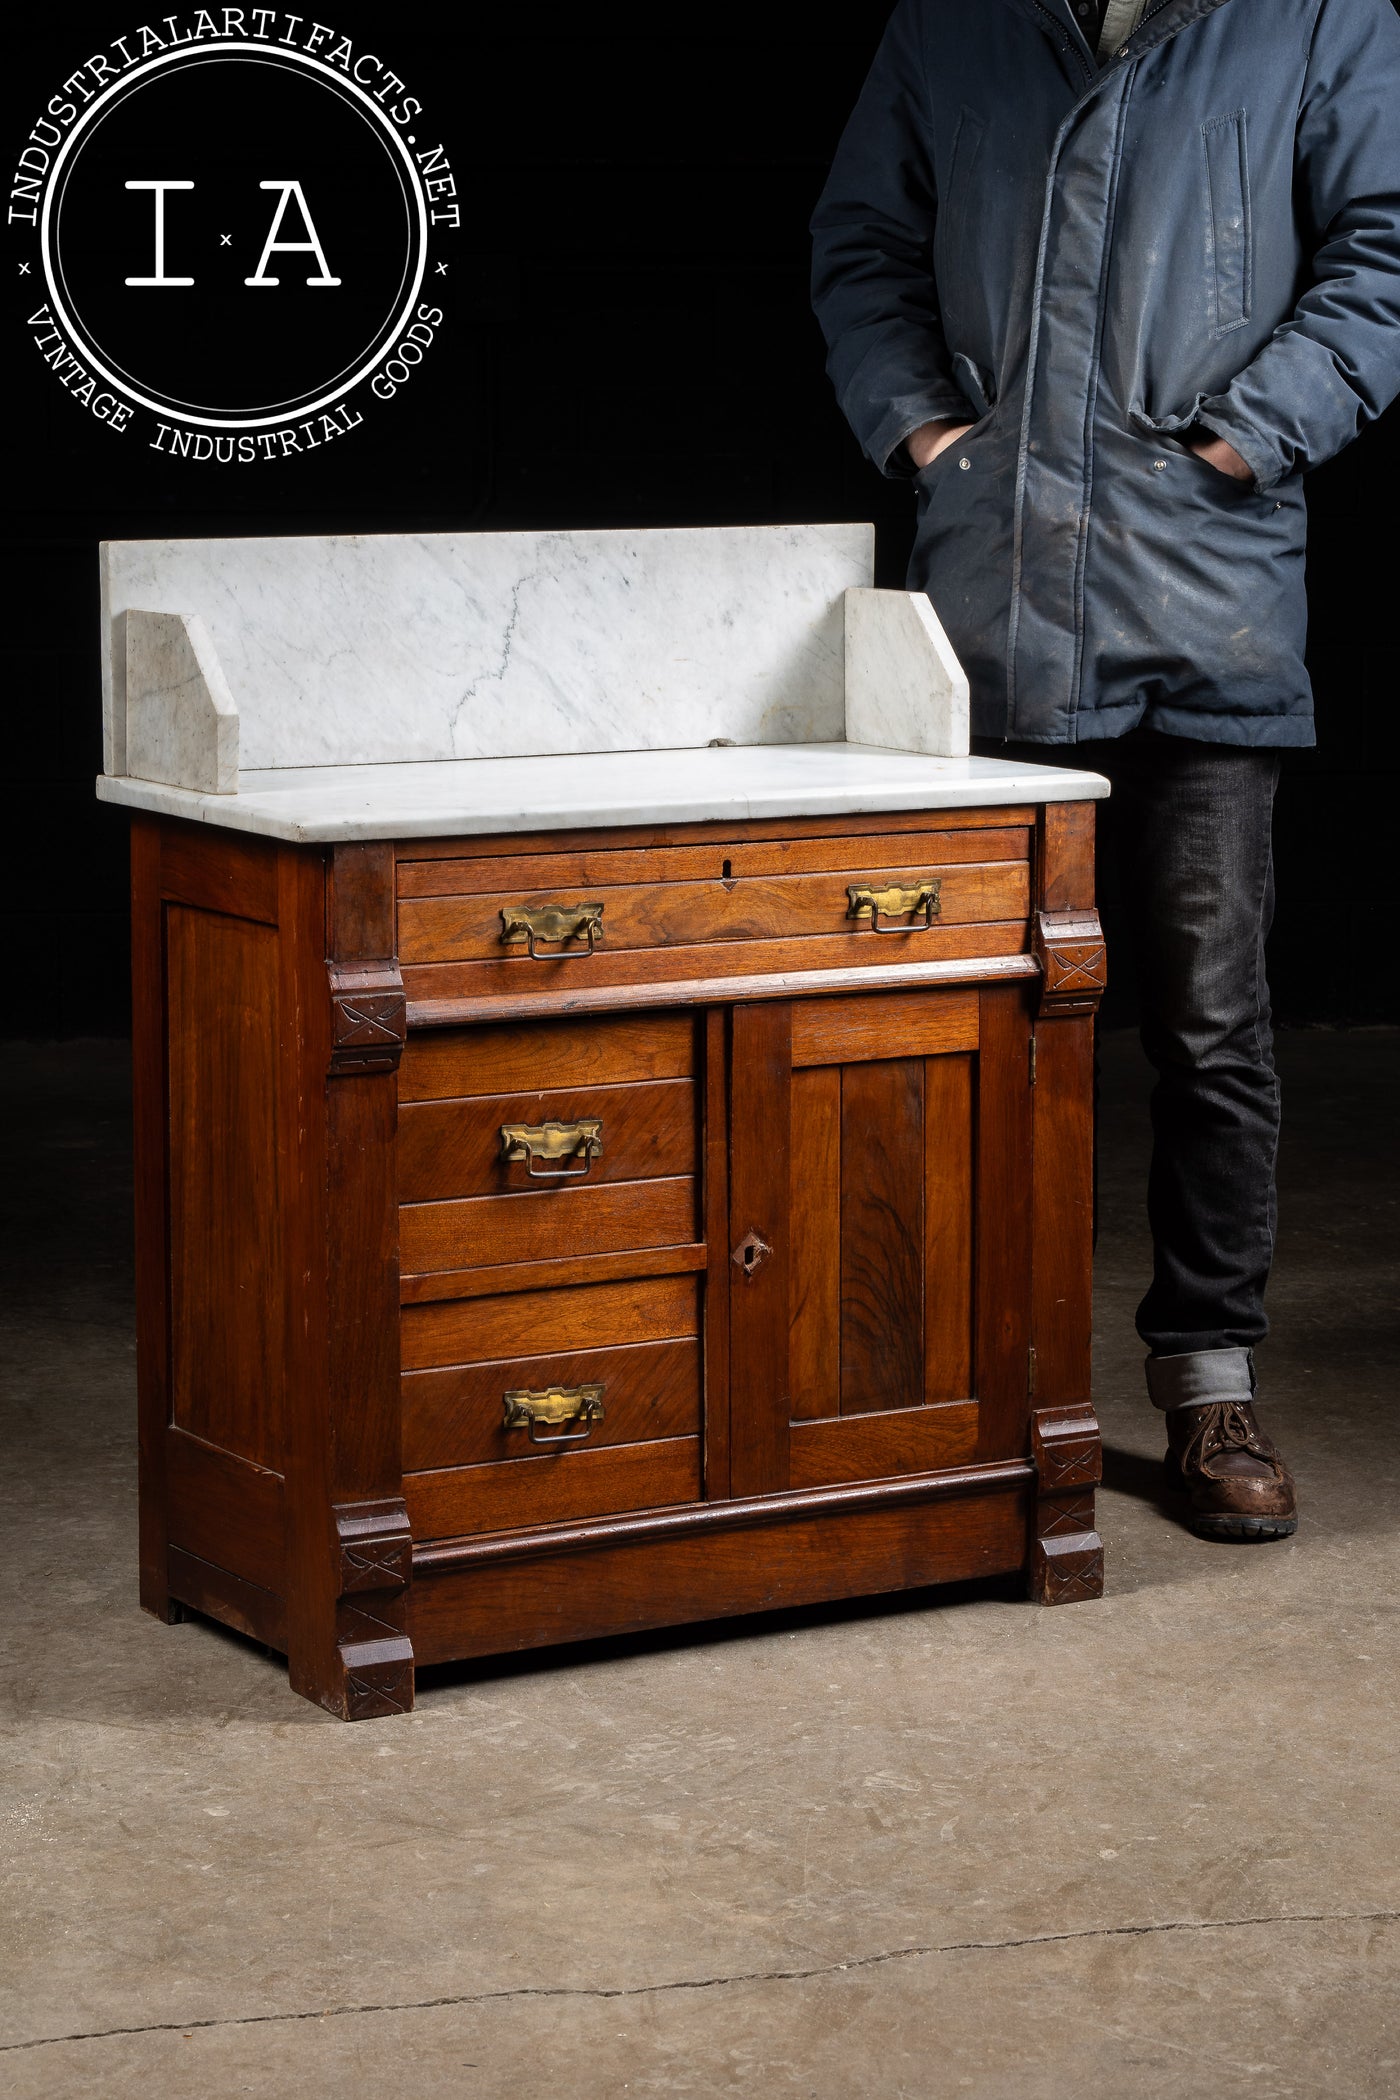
[1202,110,1252,335]
[937,108,986,322]
[952,350,996,417]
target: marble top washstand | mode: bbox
[95,522,1108,835]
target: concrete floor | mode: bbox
[1,1028,1397,2099]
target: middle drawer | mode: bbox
[400,1081,698,1279]
[398,1011,702,1286]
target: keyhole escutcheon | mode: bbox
[731,1229,773,1279]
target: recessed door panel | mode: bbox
[729,987,1032,1498]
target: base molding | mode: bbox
[410,1468,1036,1667]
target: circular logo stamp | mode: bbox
[9,13,457,461]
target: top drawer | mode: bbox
[398,824,1033,997]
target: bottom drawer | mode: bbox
[401,1275,702,1537]
[404,1435,700,1540]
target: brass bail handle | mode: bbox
[502,1384,606,1446]
[846,879,942,934]
[500,1119,604,1180]
[500,902,605,959]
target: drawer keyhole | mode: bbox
[732,1229,772,1279]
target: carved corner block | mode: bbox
[1031,1533,1106,1606]
[334,1500,414,1719]
[337,1500,414,1594]
[328,960,406,1077]
[1030,1404,1104,1607]
[1034,909,1107,1018]
[1032,1405,1103,1492]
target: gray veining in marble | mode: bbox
[122,610,239,795]
[101,524,874,775]
[843,587,970,758]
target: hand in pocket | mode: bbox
[1186,432,1253,482]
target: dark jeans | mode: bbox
[979,729,1282,1364]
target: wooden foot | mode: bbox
[333,1501,415,1720]
[1030,1404,1105,1605]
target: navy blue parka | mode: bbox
[810,0,1400,744]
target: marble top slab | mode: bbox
[100,523,874,775]
[96,743,1110,844]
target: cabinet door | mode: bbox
[727,987,1033,1497]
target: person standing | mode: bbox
[811,0,1400,1538]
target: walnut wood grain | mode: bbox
[410,1472,1033,1663]
[158,823,278,923]
[1037,801,1096,914]
[414,1454,1034,1568]
[283,841,415,1719]
[401,1175,698,1278]
[839,1057,925,1417]
[405,950,1041,1032]
[165,1428,285,1594]
[397,827,1032,898]
[167,1546,287,1650]
[975,986,1035,1462]
[398,1241,708,1306]
[397,805,1039,863]
[924,1051,975,1405]
[165,905,285,1467]
[702,1008,732,1500]
[403,921,1032,1013]
[1031,1016,1096,1412]
[728,1001,792,1498]
[791,988,978,1068]
[399,861,1029,966]
[398,1078,696,1201]
[789,1065,842,1423]
[406,1435,702,1539]
[131,818,173,1621]
[402,1272,701,1372]
[403,1338,701,1470]
[399,1012,698,1101]
[788,1401,978,1490]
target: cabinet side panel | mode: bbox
[166,904,284,1469]
[132,820,172,1617]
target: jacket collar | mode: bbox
[1014,0,1237,79]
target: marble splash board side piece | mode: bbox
[100,523,875,775]
[122,610,239,796]
[843,588,970,760]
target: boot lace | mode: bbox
[1179,1401,1282,1482]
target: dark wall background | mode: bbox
[2,3,1394,1036]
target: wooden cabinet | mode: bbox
[131,799,1106,1720]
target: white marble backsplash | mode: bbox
[101,523,874,776]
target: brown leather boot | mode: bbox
[1164,1400,1298,1541]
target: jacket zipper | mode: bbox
[1006,0,1232,736]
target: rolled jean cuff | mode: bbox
[1145,1347,1254,1412]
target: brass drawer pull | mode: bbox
[500,1118,603,1179]
[500,902,605,958]
[502,1383,606,1446]
[846,879,942,933]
